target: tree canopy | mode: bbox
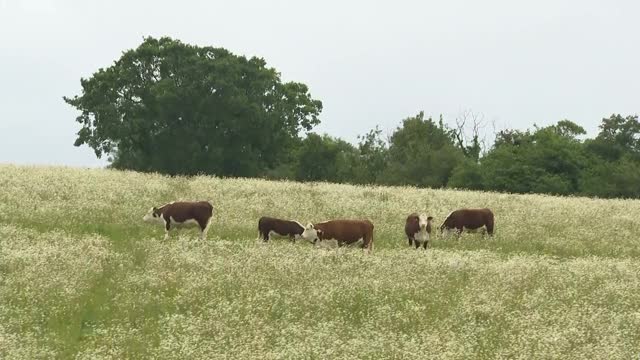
[64,36,322,176]
[381,112,463,187]
[65,38,639,199]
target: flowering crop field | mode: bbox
[1,164,640,359]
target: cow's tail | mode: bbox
[487,211,496,236]
[371,223,375,253]
[203,200,214,220]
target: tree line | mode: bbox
[65,37,640,199]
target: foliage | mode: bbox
[64,36,322,176]
[292,133,358,183]
[64,37,639,199]
[352,126,389,184]
[447,159,484,190]
[381,112,464,187]
[580,155,640,198]
[586,114,640,161]
[468,120,590,196]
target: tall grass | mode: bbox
[1,164,639,359]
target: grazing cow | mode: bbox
[300,219,374,252]
[143,201,214,240]
[258,216,305,242]
[405,213,433,249]
[440,208,494,237]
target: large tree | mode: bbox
[293,133,358,183]
[64,36,322,176]
[478,120,589,195]
[382,112,464,187]
[581,114,640,198]
[585,114,640,161]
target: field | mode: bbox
[1,164,640,359]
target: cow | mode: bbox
[405,213,433,249]
[300,219,374,252]
[143,201,214,240]
[258,216,305,242]
[440,208,494,237]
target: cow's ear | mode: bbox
[307,223,314,229]
[316,229,323,237]
[427,216,433,221]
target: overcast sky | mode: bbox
[1,0,638,167]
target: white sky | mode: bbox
[0,0,638,167]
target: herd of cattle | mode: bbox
[143,201,495,251]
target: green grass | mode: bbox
[1,164,640,359]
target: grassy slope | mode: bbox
[1,164,639,359]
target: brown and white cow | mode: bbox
[405,213,433,249]
[258,216,305,242]
[300,219,374,252]
[440,208,494,237]
[143,201,214,240]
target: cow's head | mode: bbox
[300,223,322,243]
[422,215,434,231]
[418,214,430,230]
[439,219,454,236]
[143,207,163,223]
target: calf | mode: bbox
[405,213,433,249]
[258,216,305,242]
[143,201,214,240]
[300,219,374,252]
[440,208,494,237]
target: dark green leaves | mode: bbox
[65,36,322,176]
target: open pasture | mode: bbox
[1,165,639,359]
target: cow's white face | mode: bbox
[418,214,428,230]
[143,207,163,223]
[300,223,319,242]
[418,214,434,235]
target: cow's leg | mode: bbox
[414,240,420,249]
[262,231,270,242]
[289,234,296,243]
[198,217,211,241]
[455,226,463,239]
[163,216,171,240]
[408,236,413,247]
[361,235,373,253]
[486,223,494,237]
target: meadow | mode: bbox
[1,164,640,359]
